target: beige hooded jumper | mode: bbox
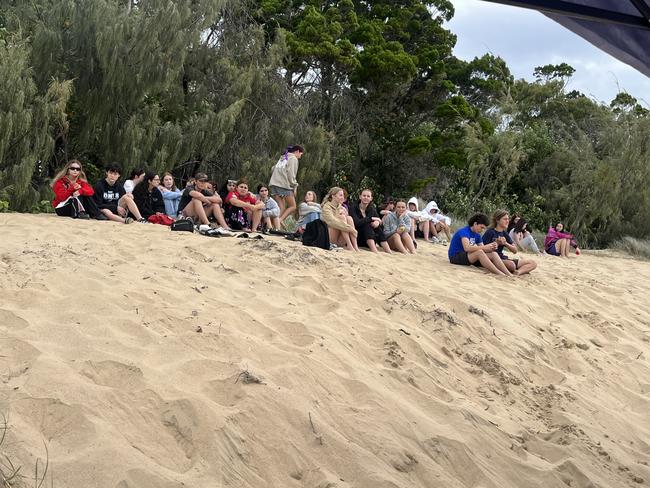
[321,200,355,232]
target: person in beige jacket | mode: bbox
[269,144,304,225]
[321,187,359,251]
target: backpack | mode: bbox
[171,218,194,232]
[302,219,329,250]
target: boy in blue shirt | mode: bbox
[448,213,513,276]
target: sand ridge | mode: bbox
[1,213,649,487]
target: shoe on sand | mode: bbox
[124,217,134,224]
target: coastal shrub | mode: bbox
[612,236,650,260]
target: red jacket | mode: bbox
[51,177,94,208]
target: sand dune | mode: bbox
[1,213,649,487]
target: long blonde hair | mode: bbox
[322,186,343,205]
[51,160,88,188]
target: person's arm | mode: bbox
[162,188,181,200]
[53,179,75,201]
[383,213,397,235]
[266,197,280,213]
[78,180,94,196]
[502,234,518,253]
[189,189,210,203]
[462,235,497,253]
[153,189,166,214]
[288,155,299,190]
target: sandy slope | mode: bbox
[0,213,649,488]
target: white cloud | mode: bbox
[446,0,650,105]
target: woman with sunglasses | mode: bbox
[51,160,99,219]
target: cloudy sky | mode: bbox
[446,0,650,106]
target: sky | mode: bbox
[446,0,650,106]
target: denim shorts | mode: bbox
[270,185,293,197]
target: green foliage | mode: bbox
[0,200,9,212]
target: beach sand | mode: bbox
[1,213,649,487]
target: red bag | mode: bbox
[148,213,174,226]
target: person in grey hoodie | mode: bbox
[296,190,322,230]
[256,184,281,230]
[269,144,304,225]
[383,200,417,254]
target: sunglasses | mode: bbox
[69,167,81,171]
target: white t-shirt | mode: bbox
[123,179,135,193]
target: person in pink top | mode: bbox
[544,222,581,257]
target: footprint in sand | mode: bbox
[0,337,40,382]
[115,469,186,488]
[12,397,96,450]
[0,309,31,330]
[79,360,144,390]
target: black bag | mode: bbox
[171,218,194,232]
[302,219,329,250]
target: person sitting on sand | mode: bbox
[424,201,451,243]
[51,160,101,219]
[321,187,359,251]
[132,172,166,220]
[224,178,264,231]
[159,172,182,217]
[544,222,580,257]
[508,214,542,254]
[123,168,145,194]
[448,213,513,276]
[270,144,304,225]
[178,172,229,228]
[483,210,537,275]
[350,189,391,253]
[383,200,417,254]
[379,197,395,217]
[93,164,146,224]
[406,197,439,243]
[296,191,322,231]
[257,184,281,231]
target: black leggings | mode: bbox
[55,196,100,218]
[356,222,386,247]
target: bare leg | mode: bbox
[184,199,210,225]
[380,241,393,253]
[366,239,379,252]
[279,193,297,223]
[401,232,416,254]
[270,215,280,229]
[209,204,229,228]
[503,260,517,273]
[273,195,285,221]
[100,208,126,223]
[388,233,407,254]
[467,250,507,276]
[250,209,263,231]
[436,222,448,240]
[119,196,143,220]
[328,227,341,246]
[516,258,537,275]
[488,253,513,275]
[420,222,430,241]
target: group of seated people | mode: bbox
[51,158,579,275]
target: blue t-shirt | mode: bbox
[448,226,483,259]
[482,228,513,258]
